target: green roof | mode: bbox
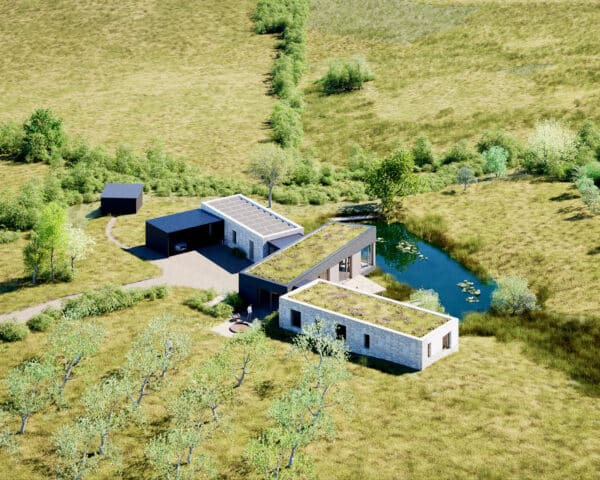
[247,223,368,284]
[290,281,450,337]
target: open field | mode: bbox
[303,0,600,164]
[0,162,49,192]
[0,0,275,176]
[402,178,600,315]
[0,291,598,479]
[0,202,159,315]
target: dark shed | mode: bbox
[145,209,224,257]
[101,183,144,215]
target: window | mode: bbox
[339,257,349,272]
[364,334,370,349]
[442,332,451,349]
[427,343,432,357]
[361,244,373,268]
[232,230,237,244]
[336,324,346,341]
[291,309,301,328]
[249,240,254,261]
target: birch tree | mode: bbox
[5,359,56,434]
[49,319,106,397]
[36,202,68,282]
[65,225,95,274]
[23,231,47,284]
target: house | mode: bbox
[279,279,459,370]
[239,222,377,310]
[145,194,303,258]
[101,183,143,215]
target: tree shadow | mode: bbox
[565,212,593,221]
[336,202,380,217]
[588,246,600,255]
[0,277,29,295]
[550,192,579,202]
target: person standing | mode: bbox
[246,304,253,323]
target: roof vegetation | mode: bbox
[291,281,449,337]
[247,223,368,284]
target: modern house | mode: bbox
[279,280,459,370]
[145,194,303,258]
[239,222,377,309]
[101,183,143,215]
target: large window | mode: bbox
[361,244,373,268]
[291,309,301,328]
[232,230,237,244]
[364,334,370,349]
[442,332,451,349]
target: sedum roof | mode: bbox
[247,223,368,284]
[289,281,451,337]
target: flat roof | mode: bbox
[203,194,300,237]
[247,223,369,284]
[267,233,304,250]
[101,183,143,199]
[288,280,452,337]
[146,209,222,234]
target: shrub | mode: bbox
[27,308,60,332]
[0,230,18,244]
[212,302,234,319]
[253,0,309,34]
[271,101,302,148]
[409,289,445,313]
[321,57,374,94]
[456,166,476,191]
[224,292,244,310]
[307,190,328,205]
[290,155,319,185]
[491,276,538,315]
[272,187,303,205]
[442,140,479,165]
[0,121,24,158]
[413,135,436,167]
[185,289,218,310]
[526,119,577,180]
[477,130,523,167]
[0,320,29,342]
[21,109,66,163]
[482,146,508,177]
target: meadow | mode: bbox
[303,0,600,164]
[0,291,598,480]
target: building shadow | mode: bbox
[126,245,166,261]
[197,245,251,274]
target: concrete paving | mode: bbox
[341,274,386,294]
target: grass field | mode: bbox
[0,162,49,191]
[0,292,598,479]
[303,0,600,164]
[0,0,275,176]
[0,202,159,315]
[402,177,600,315]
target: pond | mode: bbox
[369,222,496,319]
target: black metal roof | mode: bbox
[146,209,222,234]
[267,233,304,251]
[101,183,144,199]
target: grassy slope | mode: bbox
[303,0,600,164]
[0,0,275,176]
[403,178,600,315]
[0,292,598,479]
[0,162,49,192]
[0,202,159,315]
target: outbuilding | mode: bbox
[101,183,144,215]
[145,209,224,257]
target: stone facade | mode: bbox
[279,282,459,370]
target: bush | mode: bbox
[321,57,374,94]
[442,140,479,165]
[477,130,523,167]
[0,121,24,158]
[0,230,19,244]
[185,289,218,310]
[482,146,508,177]
[224,292,245,310]
[21,109,66,163]
[412,135,436,168]
[272,187,303,205]
[212,302,234,319]
[27,308,60,332]
[409,289,445,313]
[0,320,29,342]
[307,190,328,205]
[526,119,578,180]
[491,276,538,315]
[253,0,309,34]
[271,101,302,148]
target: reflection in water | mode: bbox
[370,222,495,319]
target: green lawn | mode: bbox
[0,0,275,176]
[402,177,600,316]
[0,292,597,479]
[303,0,600,164]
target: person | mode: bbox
[246,304,253,323]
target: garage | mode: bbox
[145,209,224,257]
[101,183,144,215]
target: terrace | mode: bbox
[289,281,450,337]
[246,223,368,284]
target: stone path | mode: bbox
[0,217,248,323]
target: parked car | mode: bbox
[174,241,188,252]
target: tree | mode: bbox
[527,119,577,179]
[21,108,66,163]
[412,134,435,168]
[226,323,271,388]
[321,57,374,94]
[575,174,600,213]
[35,202,68,282]
[23,231,47,284]
[491,276,538,315]
[125,316,190,407]
[250,144,291,208]
[457,166,475,192]
[53,418,103,480]
[49,319,106,397]
[483,146,508,177]
[65,225,95,274]
[5,360,56,434]
[409,289,445,313]
[365,145,417,212]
